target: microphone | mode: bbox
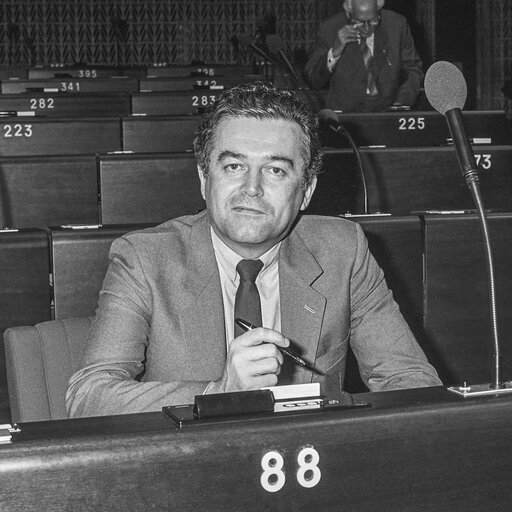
[424,61,479,187]
[237,34,282,81]
[318,109,350,137]
[265,34,318,108]
[425,61,509,396]
[238,34,280,67]
[319,109,369,214]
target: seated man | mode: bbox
[304,0,423,112]
[66,82,440,417]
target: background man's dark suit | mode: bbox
[304,9,423,112]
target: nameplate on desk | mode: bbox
[162,385,369,428]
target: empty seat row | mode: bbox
[1,146,511,230]
[0,109,509,157]
[0,73,264,95]
[1,63,256,81]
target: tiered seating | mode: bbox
[0,61,511,424]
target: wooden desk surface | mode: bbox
[2,386,512,511]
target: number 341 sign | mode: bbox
[260,445,321,493]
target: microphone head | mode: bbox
[318,108,338,122]
[424,61,467,115]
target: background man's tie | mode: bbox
[360,37,378,96]
[234,259,264,338]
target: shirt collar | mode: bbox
[210,227,281,282]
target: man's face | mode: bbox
[348,0,380,38]
[198,116,317,258]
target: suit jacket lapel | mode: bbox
[279,227,326,383]
[181,212,226,379]
[372,25,390,80]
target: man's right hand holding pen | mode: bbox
[206,326,290,394]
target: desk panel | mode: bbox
[422,213,512,384]
[1,77,139,94]
[122,116,200,152]
[139,74,263,92]
[0,118,121,156]
[1,387,512,511]
[0,229,51,422]
[0,92,131,117]
[322,110,512,148]
[49,224,155,319]
[314,147,512,216]
[99,153,205,224]
[0,155,98,228]
[28,66,146,79]
[146,64,255,77]
[131,91,223,115]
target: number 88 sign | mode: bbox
[260,445,321,493]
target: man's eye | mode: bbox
[267,167,286,176]
[225,163,243,172]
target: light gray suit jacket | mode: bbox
[66,211,440,417]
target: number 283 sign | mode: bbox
[260,445,321,493]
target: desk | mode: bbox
[0,77,139,94]
[0,118,121,156]
[1,387,511,511]
[314,146,512,216]
[139,74,263,92]
[323,110,512,148]
[146,64,254,77]
[0,92,131,117]
[422,213,512,384]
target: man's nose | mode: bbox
[241,168,263,196]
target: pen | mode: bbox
[235,317,321,373]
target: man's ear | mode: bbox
[300,175,317,211]
[197,165,207,200]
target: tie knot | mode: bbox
[236,259,263,283]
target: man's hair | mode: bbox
[193,82,323,188]
[343,0,385,12]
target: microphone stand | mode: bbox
[322,120,369,214]
[447,110,511,397]
[237,35,282,84]
[265,35,317,109]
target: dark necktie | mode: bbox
[361,37,378,96]
[234,259,264,338]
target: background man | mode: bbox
[66,82,440,418]
[304,0,423,112]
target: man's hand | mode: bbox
[332,25,361,58]
[209,327,290,393]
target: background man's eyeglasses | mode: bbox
[348,15,380,28]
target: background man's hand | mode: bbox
[332,25,361,57]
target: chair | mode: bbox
[4,317,91,423]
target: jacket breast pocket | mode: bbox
[314,334,349,374]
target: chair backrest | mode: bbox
[3,317,91,423]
